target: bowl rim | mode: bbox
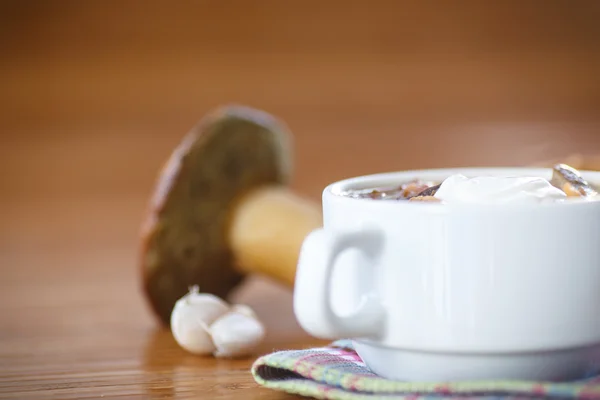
[325,166,600,209]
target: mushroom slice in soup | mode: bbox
[550,164,598,197]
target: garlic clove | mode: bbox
[170,286,230,355]
[181,286,230,316]
[209,307,266,358]
[171,314,214,355]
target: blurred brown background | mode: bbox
[1,2,600,397]
[3,1,600,203]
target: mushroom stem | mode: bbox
[228,186,322,287]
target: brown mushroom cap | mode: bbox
[139,105,292,326]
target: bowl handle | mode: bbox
[293,226,386,340]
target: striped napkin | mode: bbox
[251,340,600,399]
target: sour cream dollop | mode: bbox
[433,174,567,204]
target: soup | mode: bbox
[341,179,440,201]
[339,164,598,203]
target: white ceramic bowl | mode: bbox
[294,167,600,382]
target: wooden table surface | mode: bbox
[2,2,600,399]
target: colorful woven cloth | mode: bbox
[251,340,600,399]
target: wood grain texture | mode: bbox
[1,1,600,398]
[0,193,326,399]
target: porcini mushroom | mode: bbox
[139,105,322,325]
